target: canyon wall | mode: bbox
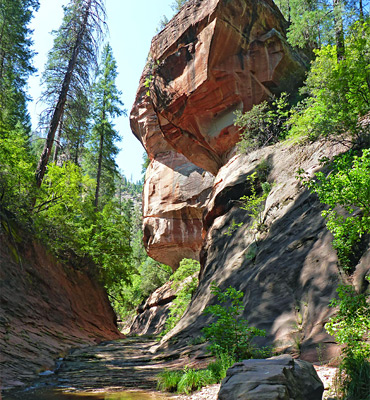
[131,0,307,270]
[130,0,369,361]
[0,223,122,390]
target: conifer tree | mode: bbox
[35,0,106,188]
[0,0,39,132]
[88,43,125,211]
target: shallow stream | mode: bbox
[3,388,170,400]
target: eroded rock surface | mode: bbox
[0,227,122,390]
[130,281,176,335]
[152,140,369,361]
[132,0,307,174]
[218,355,324,400]
[131,0,307,269]
[143,152,213,269]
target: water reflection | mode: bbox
[3,389,170,400]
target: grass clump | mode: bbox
[157,370,183,392]
[157,357,233,395]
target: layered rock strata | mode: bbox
[153,140,354,361]
[130,0,307,269]
[128,0,370,361]
[0,227,122,390]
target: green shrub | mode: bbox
[240,172,271,240]
[234,92,291,153]
[298,149,370,270]
[325,284,370,400]
[160,259,200,336]
[202,283,266,360]
[287,22,370,142]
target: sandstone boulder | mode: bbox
[130,0,307,269]
[218,355,324,400]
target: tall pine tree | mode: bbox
[0,0,39,132]
[88,43,125,211]
[35,0,106,188]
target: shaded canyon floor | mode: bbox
[2,336,205,400]
[2,335,339,400]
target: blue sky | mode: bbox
[28,0,174,183]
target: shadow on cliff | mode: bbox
[168,172,344,362]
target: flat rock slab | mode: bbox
[3,336,206,398]
[218,355,324,400]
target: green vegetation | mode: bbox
[299,150,370,399]
[240,173,271,239]
[157,366,216,394]
[326,284,370,400]
[234,93,291,153]
[0,0,162,326]
[203,283,267,360]
[298,150,370,270]
[160,259,200,337]
[158,284,268,394]
[288,22,370,142]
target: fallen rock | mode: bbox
[218,355,324,400]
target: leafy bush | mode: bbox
[202,283,266,360]
[108,258,171,320]
[234,93,291,153]
[0,125,36,221]
[240,172,271,240]
[288,22,370,142]
[298,149,370,270]
[161,259,200,336]
[325,284,370,400]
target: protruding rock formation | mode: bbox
[142,152,213,269]
[130,0,307,268]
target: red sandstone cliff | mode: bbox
[131,0,307,269]
[129,0,369,361]
[0,224,122,390]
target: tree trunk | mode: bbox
[94,126,104,212]
[74,134,81,166]
[359,0,364,20]
[35,0,92,188]
[333,0,345,62]
[52,110,64,164]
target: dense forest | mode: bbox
[0,0,369,398]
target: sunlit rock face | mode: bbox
[130,0,306,269]
[132,0,307,173]
[142,151,213,270]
